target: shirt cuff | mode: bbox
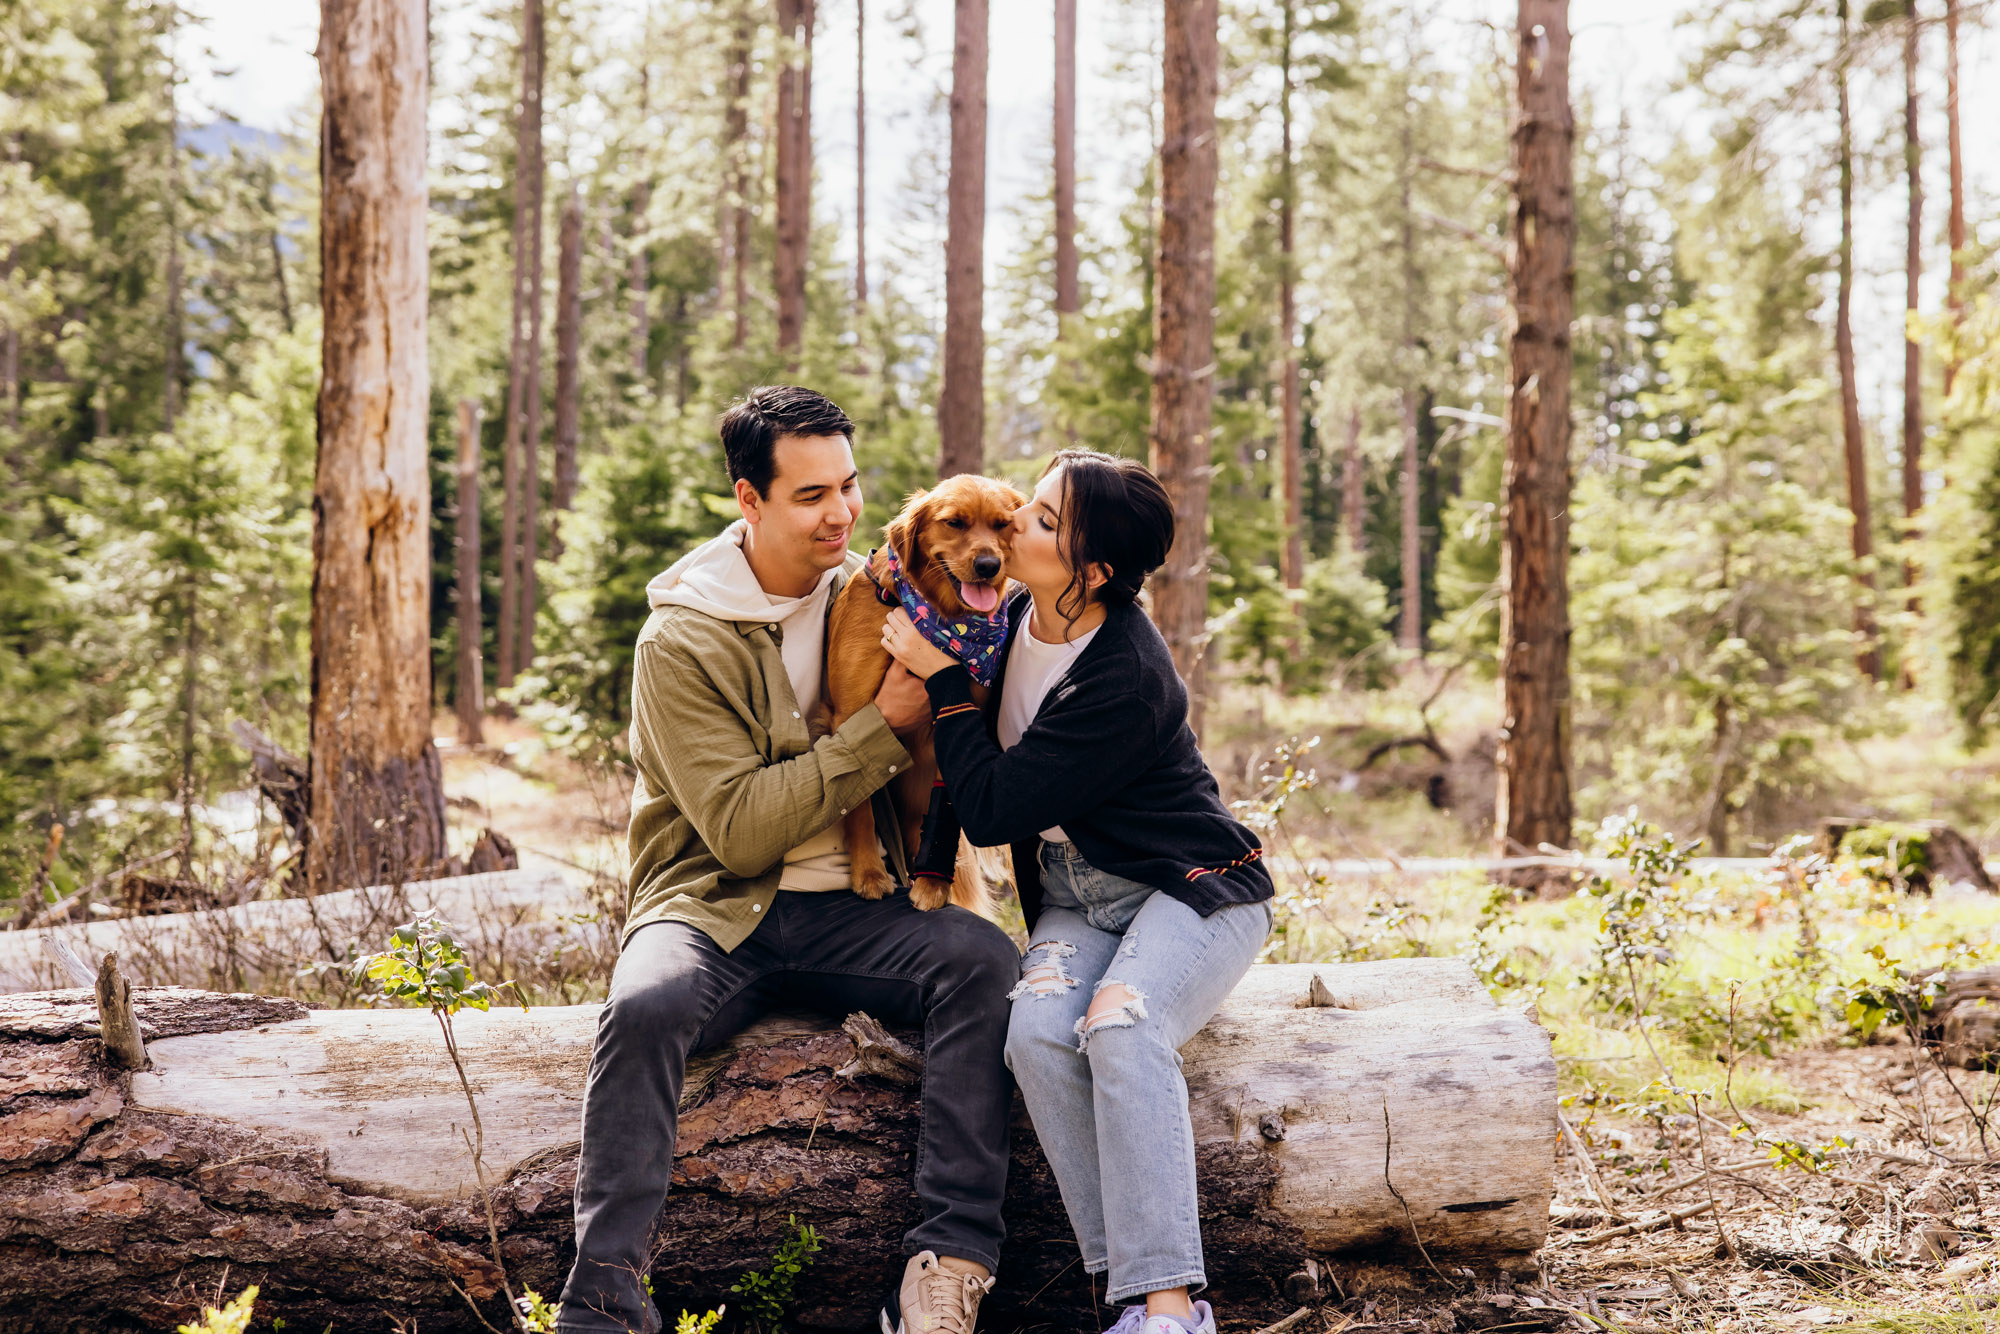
[923,664,977,712]
[836,701,914,780]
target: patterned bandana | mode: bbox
[874,547,1011,687]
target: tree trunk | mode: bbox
[1343,403,1365,558]
[1399,390,1421,650]
[455,400,484,748]
[1150,0,1221,727]
[0,961,1554,1332]
[518,163,547,678]
[162,7,183,433]
[1902,9,1922,606]
[1495,0,1575,859]
[727,6,752,353]
[630,41,652,387]
[1279,1,1303,593]
[938,0,989,479]
[498,0,545,690]
[1053,0,1078,321]
[855,0,868,309]
[1944,0,1964,397]
[552,189,582,532]
[308,0,447,893]
[1835,0,1880,682]
[774,0,815,363]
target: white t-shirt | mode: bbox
[998,601,1101,843]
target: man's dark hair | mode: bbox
[718,386,855,497]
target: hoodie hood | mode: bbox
[646,520,840,622]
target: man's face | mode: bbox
[737,433,864,580]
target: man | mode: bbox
[559,386,1017,1334]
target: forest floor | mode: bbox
[421,720,2000,1334]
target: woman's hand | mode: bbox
[881,608,957,680]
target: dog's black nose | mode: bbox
[973,553,1002,580]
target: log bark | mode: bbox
[310,0,448,893]
[938,0,988,480]
[774,0,814,362]
[455,399,484,746]
[0,961,1554,1332]
[1150,0,1221,728]
[1495,0,1575,858]
[1835,0,1881,682]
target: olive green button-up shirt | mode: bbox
[623,560,914,952]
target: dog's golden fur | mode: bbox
[825,474,1025,914]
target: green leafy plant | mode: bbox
[353,914,525,1331]
[1580,812,1707,1035]
[175,1286,257,1334]
[728,1215,822,1333]
[1837,823,1933,893]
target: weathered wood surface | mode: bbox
[0,868,590,995]
[0,960,1554,1332]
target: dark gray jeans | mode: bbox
[558,891,1020,1333]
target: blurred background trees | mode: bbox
[1,0,1996,897]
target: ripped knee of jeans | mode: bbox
[1073,979,1148,1053]
[1008,939,1079,1001]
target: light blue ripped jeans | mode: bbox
[1003,839,1271,1305]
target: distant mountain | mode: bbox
[182,119,289,158]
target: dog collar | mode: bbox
[872,547,1010,687]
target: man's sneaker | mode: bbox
[879,1251,994,1334]
[1139,1302,1216,1334]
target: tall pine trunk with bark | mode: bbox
[455,400,483,747]
[1902,5,1923,618]
[553,188,582,532]
[855,0,868,309]
[1944,0,1965,396]
[1835,0,1880,681]
[1342,404,1365,558]
[1495,0,1575,858]
[630,31,651,388]
[163,5,183,432]
[1278,1,1303,593]
[1397,78,1422,653]
[1053,0,1078,321]
[727,7,752,352]
[1150,0,1220,724]
[499,0,544,689]
[939,0,988,479]
[774,0,814,363]
[308,0,447,892]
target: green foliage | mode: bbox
[1837,822,1932,889]
[728,1214,821,1333]
[1225,553,1393,691]
[351,912,515,1018]
[515,1287,562,1333]
[1579,812,1707,1021]
[175,1286,257,1334]
[675,1308,726,1334]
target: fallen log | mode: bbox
[0,959,1555,1332]
[0,868,600,997]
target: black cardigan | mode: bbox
[924,588,1274,929]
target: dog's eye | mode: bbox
[943,517,969,530]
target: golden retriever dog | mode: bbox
[825,474,1025,913]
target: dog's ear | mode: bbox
[886,489,931,574]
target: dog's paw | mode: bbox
[853,867,897,900]
[909,877,952,911]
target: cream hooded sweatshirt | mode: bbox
[644,520,862,890]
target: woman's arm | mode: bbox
[923,663,1161,847]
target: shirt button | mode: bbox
[752,903,762,913]
[888,765,897,773]
[792,710,801,719]
[768,624,778,632]
[840,807,847,815]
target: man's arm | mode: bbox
[638,634,912,879]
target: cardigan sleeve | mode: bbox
[924,663,1161,848]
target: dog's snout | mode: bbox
[973,552,1002,580]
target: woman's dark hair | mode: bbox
[1042,449,1175,620]
[718,385,855,497]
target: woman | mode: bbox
[881,449,1274,1334]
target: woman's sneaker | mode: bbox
[1102,1302,1216,1334]
[878,1251,995,1334]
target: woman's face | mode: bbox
[1007,465,1074,598]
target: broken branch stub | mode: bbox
[834,1011,922,1086]
[93,951,147,1069]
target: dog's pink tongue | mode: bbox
[960,581,1000,614]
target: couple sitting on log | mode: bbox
[560,386,1273,1334]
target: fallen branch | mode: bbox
[1565,1201,1716,1248]
[93,950,147,1069]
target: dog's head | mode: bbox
[885,474,1027,618]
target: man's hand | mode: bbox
[874,662,930,738]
